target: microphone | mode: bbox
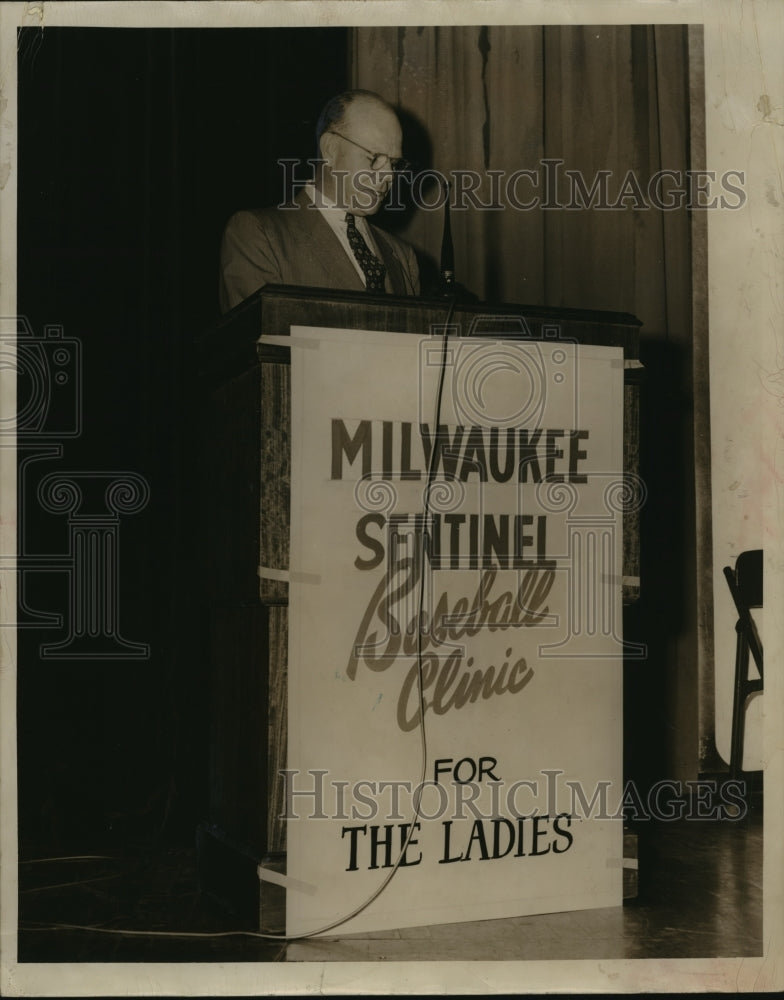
[437,177,477,301]
[440,180,455,287]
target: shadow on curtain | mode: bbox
[353,24,691,330]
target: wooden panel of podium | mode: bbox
[196,286,642,926]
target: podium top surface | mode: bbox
[199,284,642,380]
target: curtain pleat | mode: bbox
[353,23,691,340]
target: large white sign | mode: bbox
[279,326,626,936]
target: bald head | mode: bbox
[315,90,403,216]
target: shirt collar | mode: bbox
[305,182,367,227]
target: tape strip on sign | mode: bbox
[258,566,322,585]
[257,865,318,896]
[258,334,321,349]
[606,857,639,870]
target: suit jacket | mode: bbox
[219,188,420,313]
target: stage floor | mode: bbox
[17,809,762,964]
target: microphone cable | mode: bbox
[256,292,460,941]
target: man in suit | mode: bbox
[219,90,420,313]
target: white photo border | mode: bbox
[1,1,781,995]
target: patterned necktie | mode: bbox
[345,213,386,292]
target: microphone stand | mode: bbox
[437,179,477,302]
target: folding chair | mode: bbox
[723,549,763,780]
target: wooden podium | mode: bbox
[196,286,642,927]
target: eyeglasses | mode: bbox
[326,130,410,174]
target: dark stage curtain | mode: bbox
[15,26,349,848]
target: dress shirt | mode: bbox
[303,182,385,288]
